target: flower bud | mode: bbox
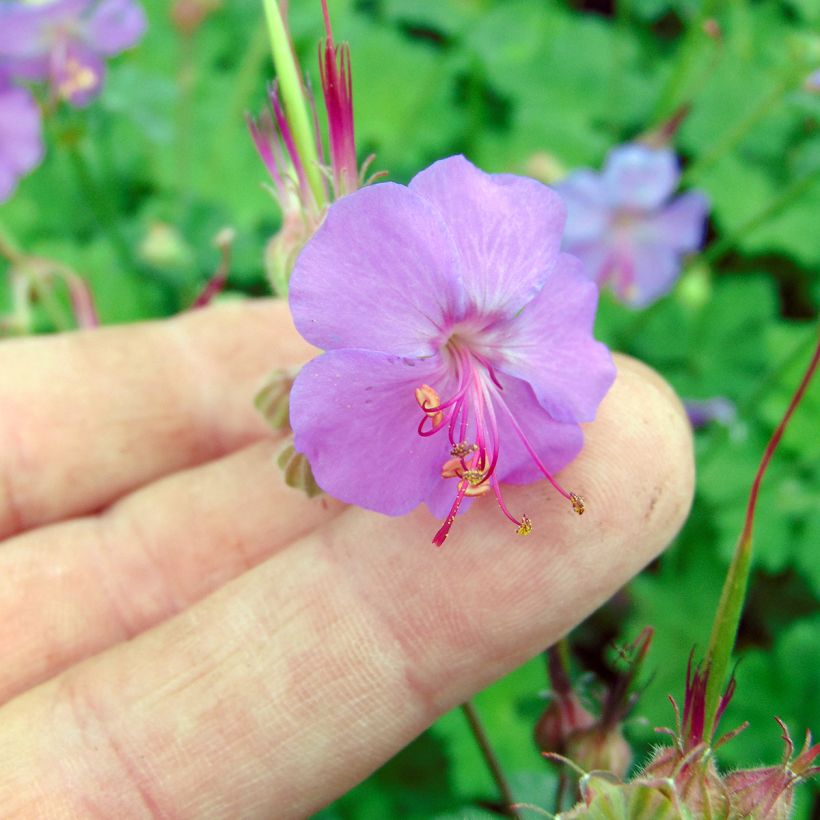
[277,440,322,498]
[534,691,595,755]
[565,725,632,778]
[263,213,315,297]
[723,721,819,819]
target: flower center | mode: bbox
[415,339,584,546]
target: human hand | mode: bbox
[0,300,693,817]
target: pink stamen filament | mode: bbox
[420,342,566,543]
[493,390,575,503]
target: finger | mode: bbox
[0,299,313,538]
[0,356,694,819]
[0,439,345,704]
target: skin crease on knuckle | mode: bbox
[0,351,694,820]
[0,301,311,540]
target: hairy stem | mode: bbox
[261,0,325,207]
[461,700,521,819]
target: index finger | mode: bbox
[0,356,695,818]
[0,300,312,538]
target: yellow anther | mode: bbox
[450,441,478,458]
[58,58,97,101]
[461,469,485,486]
[415,384,443,427]
[516,515,533,535]
[569,492,585,515]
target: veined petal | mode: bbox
[495,254,615,423]
[289,182,465,355]
[85,0,147,56]
[409,155,566,316]
[645,191,709,252]
[602,144,679,211]
[290,348,451,515]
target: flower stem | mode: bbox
[65,139,134,275]
[681,71,799,185]
[261,0,326,208]
[461,700,521,819]
[700,164,820,266]
[650,0,720,124]
[701,329,820,740]
[175,29,197,218]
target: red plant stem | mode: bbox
[741,334,820,544]
[460,701,521,819]
[703,328,820,740]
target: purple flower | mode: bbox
[0,0,146,107]
[684,396,736,429]
[288,155,615,545]
[556,144,709,308]
[0,77,44,202]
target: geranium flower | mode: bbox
[288,155,615,545]
[0,0,146,107]
[556,143,709,308]
[0,76,44,202]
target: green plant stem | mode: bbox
[461,700,521,819]
[176,31,197,218]
[699,327,819,470]
[682,73,797,184]
[66,142,134,275]
[650,0,721,124]
[699,165,820,266]
[702,329,820,740]
[209,22,269,171]
[261,0,325,206]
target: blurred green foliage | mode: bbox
[1,0,818,817]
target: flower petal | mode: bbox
[602,144,679,210]
[52,41,106,106]
[556,169,610,245]
[624,242,683,307]
[494,254,616,423]
[85,0,147,56]
[290,348,452,515]
[289,182,465,356]
[409,155,566,316]
[645,191,709,252]
[490,373,584,485]
[0,84,43,201]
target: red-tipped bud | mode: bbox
[723,720,819,819]
[534,691,595,755]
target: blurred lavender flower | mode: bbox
[0,76,44,201]
[805,69,820,93]
[556,144,709,308]
[684,396,737,429]
[0,0,146,107]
